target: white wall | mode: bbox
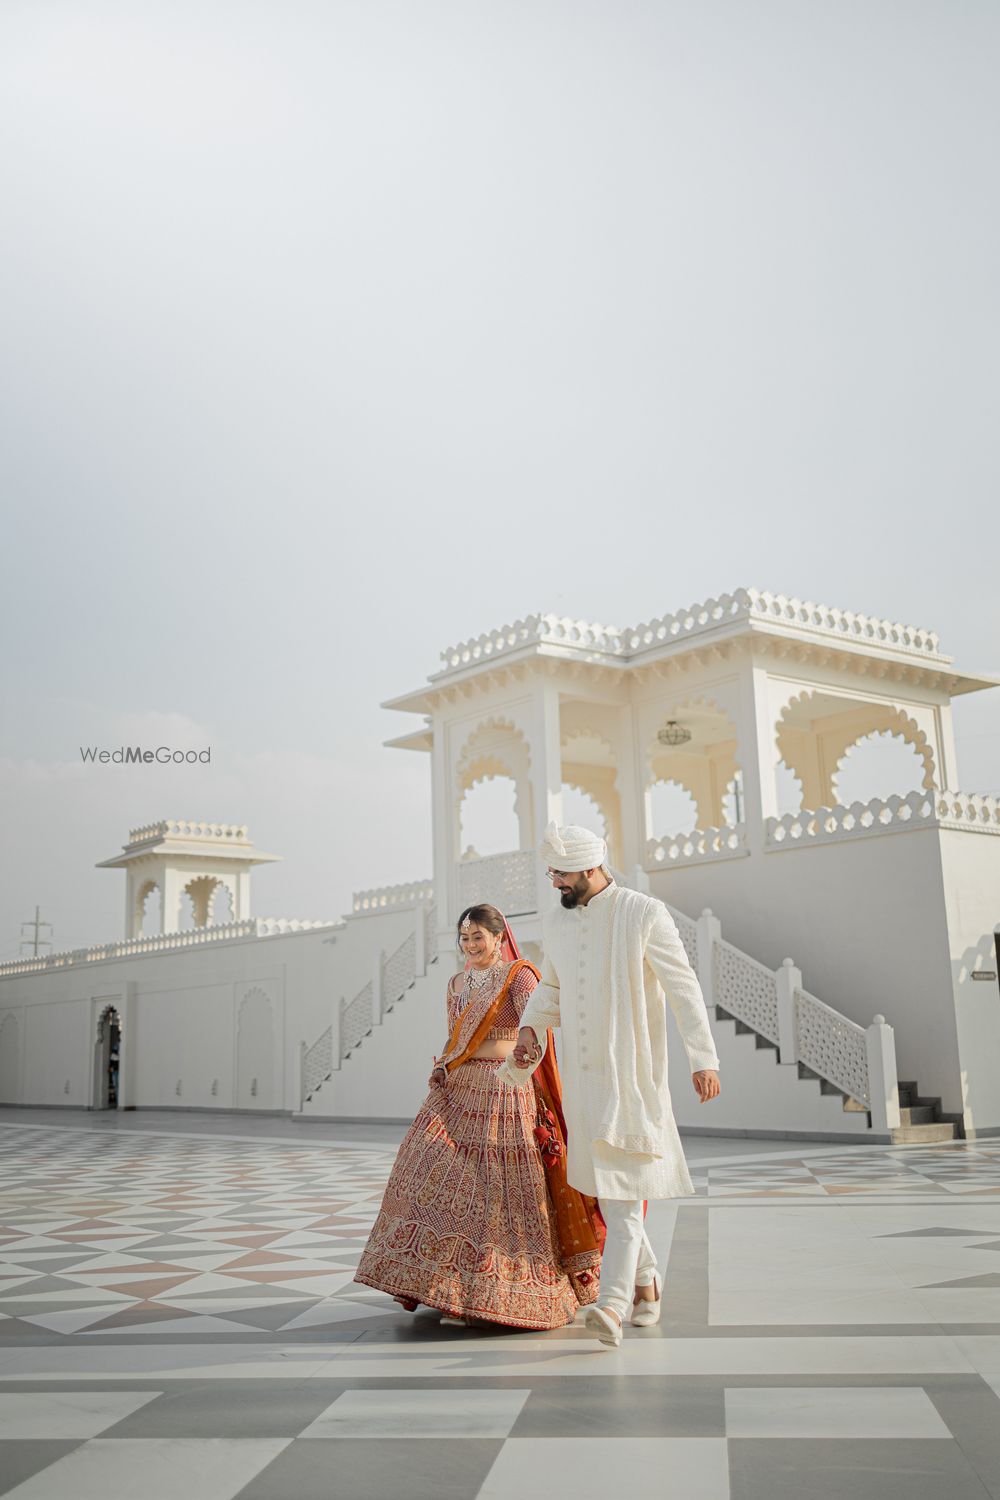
[303,954,460,1120]
[23,998,91,1106]
[667,1005,875,1138]
[651,827,1000,1128]
[939,830,1000,1134]
[0,907,420,1116]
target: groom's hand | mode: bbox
[693,1069,720,1103]
[512,1027,541,1068]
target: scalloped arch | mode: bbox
[561,724,616,759]
[95,1002,120,1042]
[833,717,936,795]
[237,985,271,1024]
[456,716,532,790]
[776,692,937,796]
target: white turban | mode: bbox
[539,821,608,873]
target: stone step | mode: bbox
[890,1122,957,1144]
[898,1105,938,1126]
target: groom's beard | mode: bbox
[559,876,589,909]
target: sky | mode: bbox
[1,0,997,958]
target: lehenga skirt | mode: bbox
[354,1057,582,1329]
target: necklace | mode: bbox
[465,959,505,994]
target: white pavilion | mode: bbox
[2,589,998,1142]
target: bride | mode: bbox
[354,902,603,1328]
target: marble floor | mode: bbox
[1,1111,999,1499]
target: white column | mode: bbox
[935,704,961,791]
[526,684,563,915]
[118,982,137,1109]
[159,865,183,934]
[737,659,780,855]
[528,683,564,841]
[614,706,644,874]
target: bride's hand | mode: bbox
[512,1027,541,1068]
[428,1066,447,1088]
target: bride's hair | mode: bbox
[455,903,505,949]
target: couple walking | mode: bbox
[354,823,721,1344]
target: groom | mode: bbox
[500,823,721,1346]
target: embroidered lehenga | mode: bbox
[354,937,604,1329]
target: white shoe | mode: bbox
[631,1277,661,1327]
[585,1305,623,1347]
[440,1314,468,1327]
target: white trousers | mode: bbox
[598,1198,658,1321]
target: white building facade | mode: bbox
[2,589,998,1141]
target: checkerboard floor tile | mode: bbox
[1,1121,999,1498]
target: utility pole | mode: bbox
[20,906,52,958]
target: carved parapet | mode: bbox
[766,790,1000,849]
[127,821,251,845]
[433,588,947,681]
[351,881,434,915]
[457,850,538,917]
[646,824,748,868]
[744,590,943,659]
[0,916,341,976]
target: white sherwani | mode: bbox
[510,883,720,1201]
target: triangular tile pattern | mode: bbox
[0,1125,401,1337]
[700,1145,1000,1198]
[2,1124,999,1339]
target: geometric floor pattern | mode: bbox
[2,1119,1000,1498]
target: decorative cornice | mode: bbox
[436,589,948,682]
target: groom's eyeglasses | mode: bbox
[546,868,571,881]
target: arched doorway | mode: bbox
[94,1005,121,1110]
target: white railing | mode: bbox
[424,903,439,963]
[341,982,374,1055]
[127,820,251,844]
[647,824,748,868]
[301,908,436,1104]
[352,881,434,915]
[435,588,944,678]
[767,790,1000,850]
[934,791,1000,832]
[794,987,870,1108]
[689,909,899,1130]
[630,590,942,660]
[712,937,780,1045]
[301,1026,333,1099]
[0,917,342,978]
[383,932,416,1004]
[457,850,538,916]
[439,615,628,673]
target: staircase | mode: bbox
[299,903,440,1108]
[892,1081,961,1144]
[297,876,959,1142]
[660,895,960,1144]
